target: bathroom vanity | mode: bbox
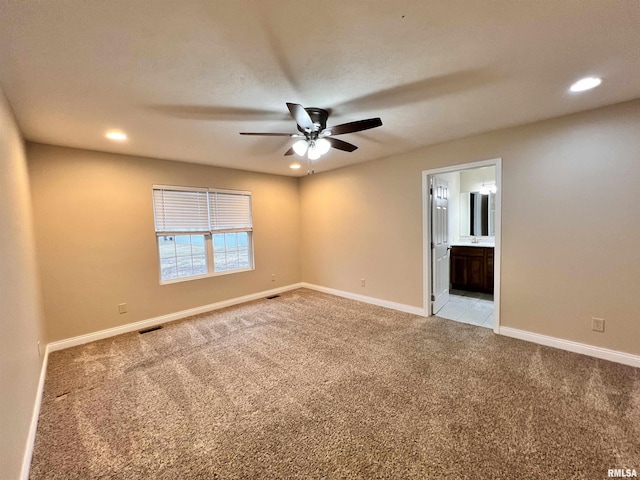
[450,245,494,293]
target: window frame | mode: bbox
[152,185,255,285]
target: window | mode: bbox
[152,185,253,283]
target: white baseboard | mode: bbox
[48,283,304,352]
[20,346,49,480]
[301,282,426,316]
[499,326,640,368]
[46,281,425,354]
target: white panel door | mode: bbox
[431,177,450,314]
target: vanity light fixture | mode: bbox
[569,76,602,93]
[479,183,497,195]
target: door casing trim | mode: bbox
[422,158,502,333]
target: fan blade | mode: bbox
[284,147,295,156]
[286,103,314,131]
[327,137,358,152]
[327,118,382,136]
[239,132,294,136]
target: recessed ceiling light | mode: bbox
[289,163,301,169]
[105,130,127,141]
[569,77,602,93]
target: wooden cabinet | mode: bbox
[450,246,494,293]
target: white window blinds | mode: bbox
[209,191,252,230]
[153,186,252,233]
[153,187,209,232]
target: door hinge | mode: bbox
[431,295,436,302]
[429,187,433,195]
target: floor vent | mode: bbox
[266,295,281,300]
[139,326,162,334]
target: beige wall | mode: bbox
[0,89,46,478]
[301,156,424,307]
[300,99,640,356]
[24,99,640,357]
[28,144,301,342]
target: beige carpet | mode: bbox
[31,288,640,479]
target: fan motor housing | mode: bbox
[299,108,329,136]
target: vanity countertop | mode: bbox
[451,242,495,248]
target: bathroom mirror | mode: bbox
[460,192,495,236]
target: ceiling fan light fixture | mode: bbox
[316,138,331,155]
[308,143,322,161]
[292,139,308,156]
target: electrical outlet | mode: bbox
[271,273,276,282]
[118,303,127,314]
[592,317,605,332]
[361,278,366,287]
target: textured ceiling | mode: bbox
[1,0,639,176]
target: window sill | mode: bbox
[159,266,255,285]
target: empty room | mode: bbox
[1,1,640,479]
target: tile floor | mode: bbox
[436,289,494,329]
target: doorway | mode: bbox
[422,158,502,333]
